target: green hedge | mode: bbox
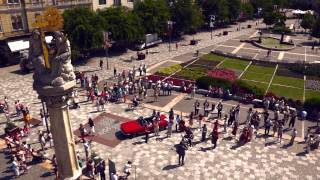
[196,76,232,90]
[156,64,182,76]
[234,80,264,98]
[304,98,320,119]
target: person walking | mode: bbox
[217,101,223,119]
[201,124,207,142]
[123,161,132,178]
[278,124,283,144]
[12,157,20,178]
[145,125,150,143]
[272,121,278,137]
[211,129,219,149]
[88,117,95,136]
[290,128,297,145]
[176,142,187,166]
[223,114,228,133]
[198,114,204,131]
[231,121,238,138]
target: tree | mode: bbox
[228,0,241,22]
[63,8,105,52]
[241,2,254,19]
[170,0,204,34]
[312,18,320,38]
[201,0,229,25]
[263,11,286,27]
[133,0,170,35]
[98,7,144,47]
[301,13,316,32]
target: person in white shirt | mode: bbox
[123,161,132,178]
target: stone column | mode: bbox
[35,81,81,180]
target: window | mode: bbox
[127,0,133,2]
[99,0,106,5]
[7,0,20,4]
[34,13,41,23]
[0,20,3,33]
[11,15,23,31]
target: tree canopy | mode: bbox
[133,0,170,35]
[301,13,316,31]
[63,7,105,52]
[170,0,204,34]
[98,7,144,46]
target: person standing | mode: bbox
[289,111,297,129]
[88,117,95,136]
[189,112,194,127]
[231,121,238,138]
[113,67,117,77]
[99,59,103,70]
[264,118,272,136]
[97,160,106,180]
[79,123,87,143]
[175,114,181,132]
[203,100,209,117]
[83,140,90,160]
[198,114,204,131]
[12,157,20,178]
[217,101,223,119]
[153,117,160,136]
[176,142,187,166]
[145,125,150,143]
[223,114,228,133]
[39,131,46,151]
[194,100,200,115]
[201,124,207,142]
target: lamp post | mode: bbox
[209,15,215,40]
[167,20,174,52]
[103,31,111,70]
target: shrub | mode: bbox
[156,64,182,76]
[196,76,232,90]
[304,98,320,120]
[234,80,264,98]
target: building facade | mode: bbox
[0,0,92,39]
[92,0,134,11]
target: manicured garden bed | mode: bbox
[155,64,182,76]
[200,53,226,62]
[173,66,207,81]
[217,58,249,71]
[268,85,303,101]
[272,75,304,89]
[276,65,304,79]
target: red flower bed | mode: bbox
[207,69,237,82]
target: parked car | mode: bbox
[120,114,168,136]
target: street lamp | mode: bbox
[209,15,215,40]
[103,31,112,70]
[167,20,174,52]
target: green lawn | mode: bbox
[243,79,269,92]
[272,75,304,89]
[246,65,275,74]
[201,53,226,62]
[156,64,182,76]
[305,90,320,100]
[217,58,249,71]
[241,72,273,83]
[268,85,304,101]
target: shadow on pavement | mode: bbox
[162,164,180,170]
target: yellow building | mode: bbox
[0,0,135,40]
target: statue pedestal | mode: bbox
[34,81,81,180]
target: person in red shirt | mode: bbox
[211,129,219,149]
